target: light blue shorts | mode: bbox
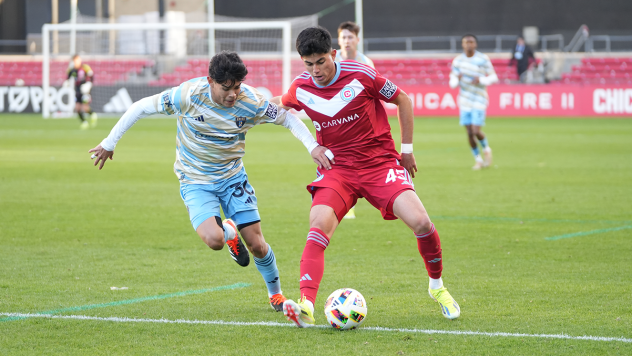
[459,109,486,126]
[179,168,260,230]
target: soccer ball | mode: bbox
[324,288,367,330]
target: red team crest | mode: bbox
[340,86,355,102]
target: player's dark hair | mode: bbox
[338,21,360,36]
[296,26,332,57]
[72,54,81,60]
[462,34,478,43]
[208,51,248,87]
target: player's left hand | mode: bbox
[88,144,114,170]
[471,76,480,85]
[401,153,417,178]
[311,145,335,170]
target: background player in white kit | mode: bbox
[335,21,374,69]
[449,34,498,170]
[88,51,331,312]
[336,21,374,219]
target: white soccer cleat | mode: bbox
[483,147,492,167]
[472,158,484,170]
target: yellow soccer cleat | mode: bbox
[283,296,315,328]
[343,207,356,219]
[89,112,98,128]
[429,286,460,320]
[80,121,89,130]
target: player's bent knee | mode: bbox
[412,215,433,235]
[247,239,267,258]
[198,230,224,250]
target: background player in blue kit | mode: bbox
[89,51,330,311]
[449,35,498,170]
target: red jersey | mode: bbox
[282,61,402,167]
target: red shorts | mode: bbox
[307,160,415,222]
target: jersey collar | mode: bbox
[311,62,342,88]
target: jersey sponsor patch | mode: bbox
[379,80,398,99]
[264,102,279,120]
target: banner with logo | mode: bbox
[2,84,631,117]
[0,85,171,114]
[383,84,632,117]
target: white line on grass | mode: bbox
[2,313,630,343]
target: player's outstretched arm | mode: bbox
[271,96,335,169]
[392,91,418,178]
[275,107,335,170]
[89,95,160,170]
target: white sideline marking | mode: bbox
[2,313,630,343]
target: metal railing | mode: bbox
[360,34,566,54]
[539,35,565,51]
[586,35,632,52]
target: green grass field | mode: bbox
[1,114,631,355]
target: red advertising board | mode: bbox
[382,85,632,117]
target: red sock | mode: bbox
[415,224,443,279]
[299,228,330,304]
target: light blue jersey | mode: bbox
[450,51,496,111]
[152,77,287,184]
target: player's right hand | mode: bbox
[311,145,335,170]
[88,144,114,170]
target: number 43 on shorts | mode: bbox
[385,168,413,186]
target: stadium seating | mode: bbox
[372,58,520,85]
[148,59,288,87]
[4,57,630,88]
[0,59,152,86]
[559,57,632,85]
[147,58,521,88]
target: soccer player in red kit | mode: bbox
[273,27,460,327]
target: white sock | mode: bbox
[223,223,236,242]
[303,299,314,313]
[429,277,443,290]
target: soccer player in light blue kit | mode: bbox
[449,34,498,170]
[89,51,333,311]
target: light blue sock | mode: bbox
[254,244,281,297]
[479,138,488,149]
[471,146,480,157]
